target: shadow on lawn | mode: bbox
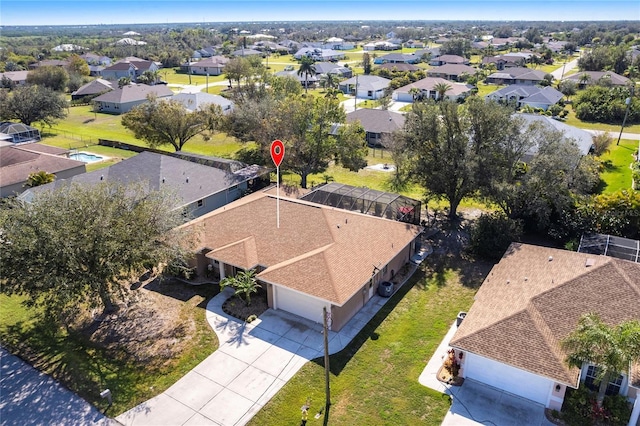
[143,276,219,309]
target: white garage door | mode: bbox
[275,286,328,324]
[465,353,552,405]
[394,92,413,102]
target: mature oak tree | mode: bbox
[0,84,67,126]
[26,65,69,92]
[0,182,195,324]
[122,97,222,151]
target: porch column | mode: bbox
[629,396,640,426]
[219,261,225,280]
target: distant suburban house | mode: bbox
[338,75,391,99]
[486,67,549,85]
[429,54,469,66]
[0,144,85,198]
[232,48,263,57]
[346,109,405,147]
[563,71,631,88]
[185,56,230,76]
[52,44,84,52]
[92,84,173,114]
[170,92,234,114]
[450,243,640,425]
[20,151,269,218]
[313,62,353,78]
[517,114,594,160]
[71,78,114,101]
[293,48,345,61]
[101,58,158,82]
[323,37,355,50]
[404,40,425,49]
[426,64,477,82]
[0,122,41,145]
[28,59,68,69]
[274,70,319,88]
[185,192,423,331]
[362,40,401,51]
[0,71,29,86]
[376,63,420,73]
[80,52,112,76]
[115,38,147,46]
[482,54,530,70]
[486,85,564,110]
[393,77,473,102]
[373,53,419,65]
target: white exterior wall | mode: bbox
[462,352,555,407]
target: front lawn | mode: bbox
[563,109,640,134]
[250,252,486,425]
[597,139,638,193]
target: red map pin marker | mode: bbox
[270,140,285,167]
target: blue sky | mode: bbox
[2,1,639,26]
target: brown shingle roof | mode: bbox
[450,243,640,387]
[188,194,422,305]
[0,145,85,187]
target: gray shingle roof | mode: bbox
[92,84,173,104]
[346,109,405,134]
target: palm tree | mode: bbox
[139,69,160,85]
[409,87,421,102]
[220,269,261,307]
[319,73,338,92]
[578,72,592,89]
[561,313,640,407]
[24,170,55,188]
[433,82,452,101]
[298,56,317,94]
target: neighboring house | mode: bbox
[115,38,147,46]
[486,67,549,85]
[170,92,234,114]
[71,78,114,101]
[362,41,401,51]
[376,63,420,73]
[0,71,29,86]
[346,109,405,147]
[429,54,469,66]
[482,54,529,70]
[517,113,594,160]
[101,59,158,82]
[80,52,112,76]
[323,37,355,50]
[92,84,173,114]
[293,48,345,61]
[185,56,230,76]
[52,44,84,52]
[28,59,68,69]
[373,53,419,65]
[274,70,319,87]
[231,48,263,57]
[313,62,353,78]
[426,64,477,82]
[185,192,423,330]
[449,243,640,425]
[486,85,563,110]
[0,122,41,144]
[338,75,391,99]
[0,144,85,198]
[404,40,425,48]
[20,151,268,218]
[393,77,473,102]
[563,71,631,88]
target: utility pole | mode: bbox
[322,306,331,412]
[617,86,634,145]
[354,74,358,111]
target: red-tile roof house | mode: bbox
[450,243,640,419]
[185,193,423,331]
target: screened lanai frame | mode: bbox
[577,233,640,263]
[302,182,421,225]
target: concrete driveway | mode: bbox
[0,347,116,426]
[117,286,392,426]
[419,322,554,426]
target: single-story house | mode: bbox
[170,92,234,114]
[185,56,230,76]
[274,70,319,88]
[563,71,631,88]
[20,151,268,218]
[313,62,353,78]
[517,114,594,160]
[80,52,112,67]
[404,40,425,49]
[450,243,640,425]
[393,77,473,102]
[101,58,158,82]
[429,54,469,66]
[0,144,85,198]
[338,75,391,100]
[362,41,401,51]
[232,49,263,57]
[115,38,147,46]
[323,37,355,50]
[426,64,477,82]
[482,54,529,70]
[486,85,563,110]
[346,109,405,147]
[376,63,420,73]
[92,84,173,114]
[373,53,420,65]
[185,193,423,330]
[293,48,345,61]
[486,67,548,85]
[52,44,84,52]
[29,59,68,69]
[0,71,29,86]
[71,78,114,101]
[0,122,41,144]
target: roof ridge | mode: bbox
[611,259,640,295]
[258,242,335,276]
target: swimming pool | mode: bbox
[70,152,106,163]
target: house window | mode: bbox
[584,366,623,396]
[197,199,204,208]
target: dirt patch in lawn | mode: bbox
[221,285,269,322]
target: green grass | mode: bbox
[476,82,504,97]
[0,286,219,416]
[161,67,227,86]
[249,262,481,425]
[563,109,640,134]
[597,139,638,193]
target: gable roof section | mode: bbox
[0,145,85,187]
[92,84,173,104]
[488,67,547,81]
[340,75,391,91]
[346,109,405,134]
[427,64,476,76]
[395,77,473,97]
[450,243,640,387]
[517,114,593,156]
[72,79,114,97]
[377,63,420,72]
[190,194,422,305]
[564,71,630,86]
